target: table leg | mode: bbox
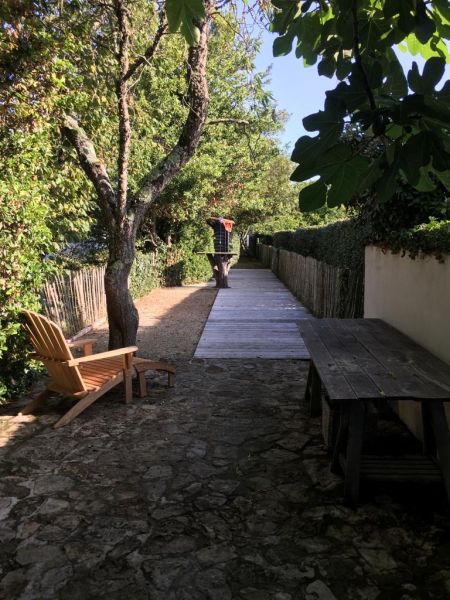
[306,362,321,417]
[428,401,450,502]
[421,403,436,456]
[331,405,349,474]
[343,400,365,506]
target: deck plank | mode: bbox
[194,269,311,359]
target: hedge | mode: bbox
[273,218,370,272]
[272,218,450,269]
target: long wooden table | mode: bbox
[299,318,450,505]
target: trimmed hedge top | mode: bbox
[273,219,370,271]
[272,218,450,268]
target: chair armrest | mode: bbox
[67,338,97,356]
[67,346,138,366]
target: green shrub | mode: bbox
[0,171,55,403]
[379,219,450,260]
[273,218,370,271]
[130,249,167,299]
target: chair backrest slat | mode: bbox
[25,310,71,360]
[23,310,86,393]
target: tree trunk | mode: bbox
[105,231,139,349]
[206,253,232,288]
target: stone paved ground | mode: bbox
[1,359,450,600]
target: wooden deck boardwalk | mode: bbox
[194,269,312,359]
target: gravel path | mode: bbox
[88,283,218,361]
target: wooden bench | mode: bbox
[299,318,450,505]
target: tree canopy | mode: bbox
[0,0,292,397]
[268,0,450,210]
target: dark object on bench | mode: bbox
[201,217,236,288]
[299,318,450,505]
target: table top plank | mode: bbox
[298,321,358,401]
[364,319,450,393]
[324,319,415,399]
[311,320,387,400]
[300,318,450,402]
[333,319,450,401]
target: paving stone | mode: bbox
[359,549,398,572]
[0,497,18,520]
[195,543,237,565]
[0,358,448,599]
[306,580,338,600]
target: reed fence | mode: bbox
[41,266,107,339]
[257,244,363,318]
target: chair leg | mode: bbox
[168,372,176,387]
[19,389,51,416]
[54,375,122,428]
[54,391,99,428]
[138,371,147,398]
[124,370,132,404]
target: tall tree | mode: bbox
[58,0,212,348]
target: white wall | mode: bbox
[364,245,450,438]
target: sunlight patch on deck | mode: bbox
[194,269,311,359]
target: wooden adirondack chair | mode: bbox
[20,310,137,428]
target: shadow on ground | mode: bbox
[0,286,449,599]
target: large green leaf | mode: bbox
[298,180,327,212]
[399,132,432,185]
[273,33,295,57]
[415,12,437,44]
[332,81,368,112]
[165,0,205,45]
[406,57,446,96]
[291,143,352,181]
[375,162,401,203]
[434,168,450,191]
[318,56,336,78]
[383,0,402,19]
[384,51,408,98]
[412,168,437,192]
[323,156,370,207]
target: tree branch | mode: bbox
[132,4,211,232]
[60,115,116,226]
[351,0,376,111]
[124,10,167,82]
[115,0,131,217]
[206,118,250,126]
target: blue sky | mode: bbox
[254,29,334,153]
[253,28,445,156]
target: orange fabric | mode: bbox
[221,219,234,232]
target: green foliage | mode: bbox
[142,12,286,247]
[0,134,56,402]
[270,0,450,209]
[0,0,283,400]
[166,0,205,46]
[173,223,215,284]
[273,218,370,272]
[380,219,450,258]
[129,250,168,299]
